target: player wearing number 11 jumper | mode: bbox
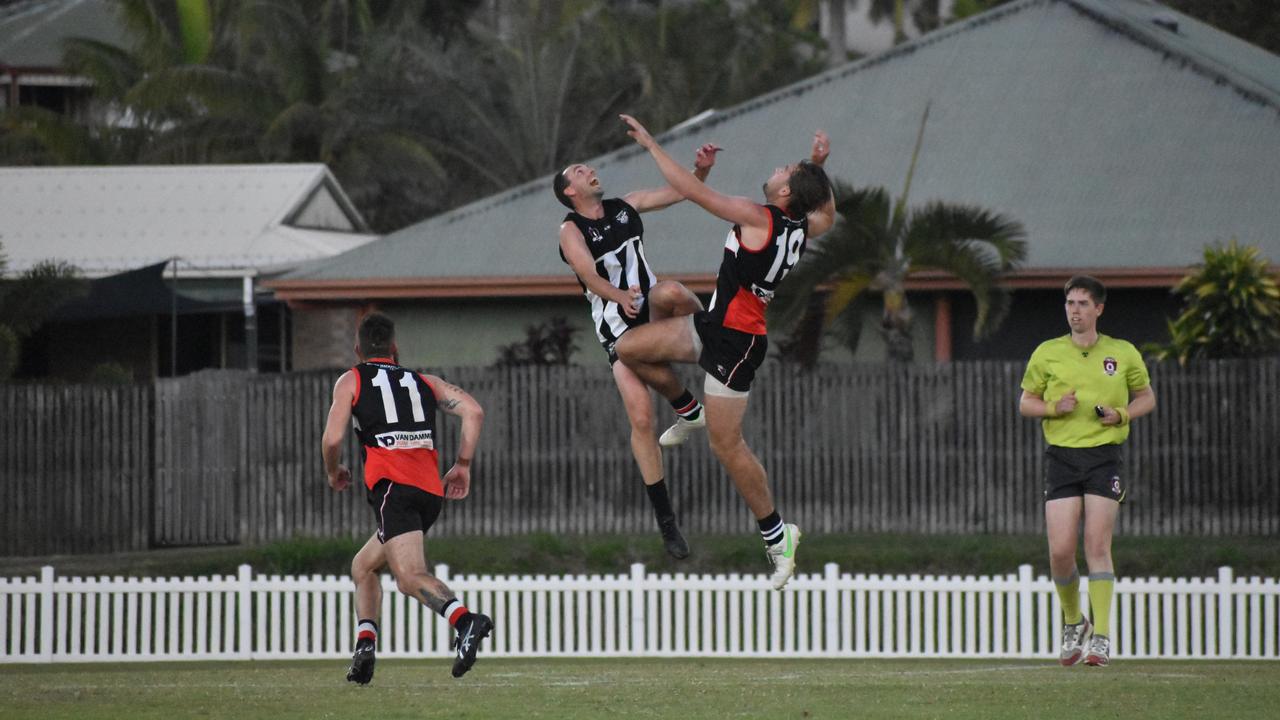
[322,312,492,684]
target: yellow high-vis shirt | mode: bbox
[1020,334,1151,448]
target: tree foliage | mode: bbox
[0,244,88,381]
[1145,241,1280,365]
[0,0,826,233]
[493,316,579,367]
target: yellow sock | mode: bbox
[1089,573,1116,637]
[1054,570,1082,625]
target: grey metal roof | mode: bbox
[280,0,1280,285]
[0,0,128,70]
[0,164,377,276]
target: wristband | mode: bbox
[1045,399,1058,418]
[457,457,472,467]
[1116,407,1129,426]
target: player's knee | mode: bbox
[649,282,680,309]
[630,412,655,436]
[707,430,743,458]
[351,556,375,583]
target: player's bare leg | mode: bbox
[384,531,492,677]
[616,317,698,397]
[616,317,707,439]
[703,392,800,590]
[347,533,385,685]
[1046,497,1091,665]
[384,530,457,614]
[613,359,690,558]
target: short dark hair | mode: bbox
[552,168,573,209]
[787,161,832,217]
[1064,275,1106,304]
[358,312,395,357]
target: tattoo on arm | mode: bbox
[436,381,467,413]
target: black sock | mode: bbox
[670,391,702,421]
[646,479,675,520]
[758,511,784,546]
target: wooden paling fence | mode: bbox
[1,359,1278,556]
[1,564,1276,663]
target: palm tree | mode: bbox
[769,104,1027,363]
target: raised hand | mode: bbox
[694,143,722,171]
[620,114,656,149]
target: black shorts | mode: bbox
[603,302,652,365]
[1044,445,1126,502]
[694,312,768,393]
[366,478,444,543]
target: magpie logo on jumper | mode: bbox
[375,430,434,450]
[588,227,604,244]
[750,283,776,304]
[616,210,629,224]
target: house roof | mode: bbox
[0,0,127,72]
[1,164,377,277]
[271,0,1280,301]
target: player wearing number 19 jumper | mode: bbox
[322,312,492,684]
[615,114,835,590]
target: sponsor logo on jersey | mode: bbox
[1103,357,1117,376]
[374,430,435,450]
[616,210,629,224]
[750,283,776,304]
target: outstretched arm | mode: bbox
[322,371,356,491]
[620,114,767,231]
[805,129,837,238]
[424,374,485,500]
[622,143,721,213]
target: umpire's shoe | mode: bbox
[451,613,494,678]
[347,638,376,685]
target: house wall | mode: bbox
[289,293,938,372]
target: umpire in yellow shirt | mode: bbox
[1019,275,1156,668]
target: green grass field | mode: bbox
[3,658,1277,719]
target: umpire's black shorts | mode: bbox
[1044,444,1126,503]
[366,478,443,543]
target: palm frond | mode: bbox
[59,38,143,100]
[903,201,1027,268]
[903,203,1026,337]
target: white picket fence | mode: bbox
[1,564,1277,663]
